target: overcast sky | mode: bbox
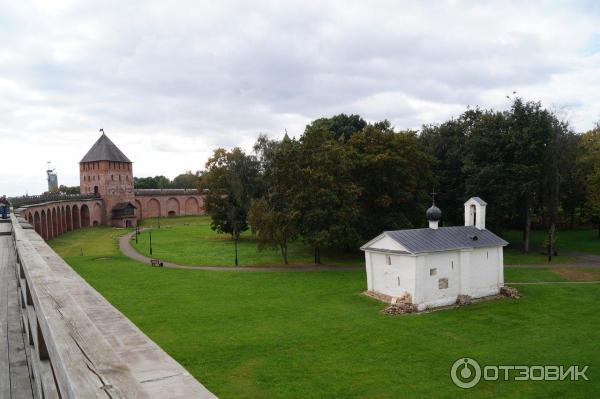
[1,1,600,196]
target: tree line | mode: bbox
[134,171,200,189]
[199,99,600,264]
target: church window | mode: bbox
[451,261,454,269]
[396,276,401,286]
[438,278,449,289]
[430,268,437,276]
[385,255,391,265]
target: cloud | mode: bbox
[1,0,600,195]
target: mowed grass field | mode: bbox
[50,225,600,398]
[132,216,363,266]
[130,216,593,266]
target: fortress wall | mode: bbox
[17,199,104,241]
[8,214,216,398]
[133,191,205,220]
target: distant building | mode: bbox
[46,163,58,191]
[361,197,507,311]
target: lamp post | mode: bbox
[149,230,153,256]
[135,226,139,244]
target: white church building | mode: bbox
[361,197,507,311]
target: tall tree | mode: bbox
[304,114,367,142]
[419,109,482,225]
[580,126,600,237]
[171,171,200,189]
[134,175,171,189]
[348,121,434,238]
[297,121,361,263]
[560,132,587,229]
[200,148,260,264]
[248,136,301,264]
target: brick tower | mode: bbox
[80,132,137,227]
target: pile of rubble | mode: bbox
[500,286,520,299]
[383,293,417,315]
[383,302,417,315]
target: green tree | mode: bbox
[304,113,367,142]
[200,148,261,264]
[134,176,171,189]
[171,171,199,189]
[296,121,362,263]
[249,136,302,264]
[348,121,434,238]
[560,132,587,229]
[580,126,600,237]
[419,109,482,225]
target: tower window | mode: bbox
[385,255,391,265]
[430,268,437,276]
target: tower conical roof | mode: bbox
[80,133,131,163]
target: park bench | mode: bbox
[150,258,164,267]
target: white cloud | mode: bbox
[1,0,600,195]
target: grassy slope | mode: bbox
[50,227,600,398]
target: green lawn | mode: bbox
[132,216,363,267]
[50,227,600,398]
[503,228,600,256]
[132,216,598,267]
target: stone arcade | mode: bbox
[361,197,507,311]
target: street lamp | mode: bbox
[149,230,153,256]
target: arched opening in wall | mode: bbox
[167,198,180,217]
[34,212,41,237]
[470,204,477,226]
[184,197,199,215]
[66,205,72,231]
[81,205,90,227]
[134,200,142,220]
[57,207,63,235]
[46,210,54,240]
[61,206,67,232]
[94,186,99,195]
[93,203,102,226]
[27,213,33,225]
[72,205,80,229]
[51,208,58,238]
[40,210,47,240]
[147,199,161,218]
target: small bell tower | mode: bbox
[464,197,487,229]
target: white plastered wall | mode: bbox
[468,247,502,298]
[365,251,416,298]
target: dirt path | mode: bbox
[118,231,363,272]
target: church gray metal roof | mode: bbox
[80,133,131,163]
[372,226,507,254]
